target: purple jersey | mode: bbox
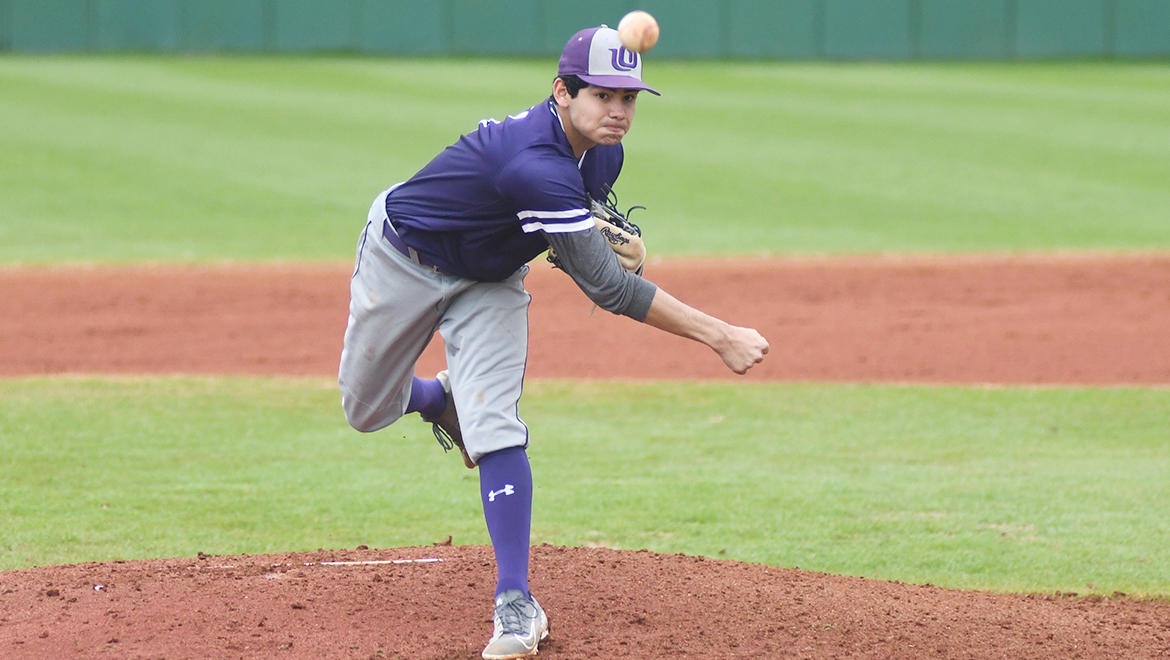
[385,98,623,281]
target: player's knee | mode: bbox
[341,396,384,433]
[347,416,379,434]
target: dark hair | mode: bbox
[556,74,589,98]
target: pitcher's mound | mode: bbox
[1,545,1165,659]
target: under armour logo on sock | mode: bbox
[488,484,515,502]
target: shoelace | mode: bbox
[431,423,455,452]
[495,596,538,636]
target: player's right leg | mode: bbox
[338,189,446,433]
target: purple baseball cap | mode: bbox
[558,26,660,96]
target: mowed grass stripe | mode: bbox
[635,62,1170,254]
[1,377,1166,596]
[1,58,1168,262]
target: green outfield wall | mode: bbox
[1,0,1168,58]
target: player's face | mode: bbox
[571,86,638,145]
[556,83,639,155]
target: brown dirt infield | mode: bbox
[4,254,1170,383]
[2,255,1169,659]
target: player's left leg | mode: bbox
[478,446,532,598]
[437,266,548,657]
[438,264,532,465]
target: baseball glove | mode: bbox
[548,186,647,275]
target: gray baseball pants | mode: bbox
[338,188,532,462]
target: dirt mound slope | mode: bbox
[2,545,1167,660]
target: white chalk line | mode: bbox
[318,558,443,566]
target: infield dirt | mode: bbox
[3,254,1170,384]
[1,255,1168,659]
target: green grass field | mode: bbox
[2,378,1167,596]
[1,57,1167,596]
[1,57,1168,261]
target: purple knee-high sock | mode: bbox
[405,376,446,419]
[478,446,532,599]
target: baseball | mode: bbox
[618,10,659,53]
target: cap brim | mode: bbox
[576,74,660,96]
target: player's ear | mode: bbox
[552,78,572,108]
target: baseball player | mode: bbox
[338,25,768,659]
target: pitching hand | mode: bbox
[716,325,769,375]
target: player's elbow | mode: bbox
[587,281,629,315]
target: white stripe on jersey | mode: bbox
[520,217,594,234]
[517,208,589,220]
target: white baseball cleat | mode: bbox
[481,589,549,660]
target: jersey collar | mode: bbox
[547,98,588,169]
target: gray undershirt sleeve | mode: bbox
[543,228,658,322]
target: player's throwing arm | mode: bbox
[641,288,769,375]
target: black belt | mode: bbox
[382,218,437,269]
